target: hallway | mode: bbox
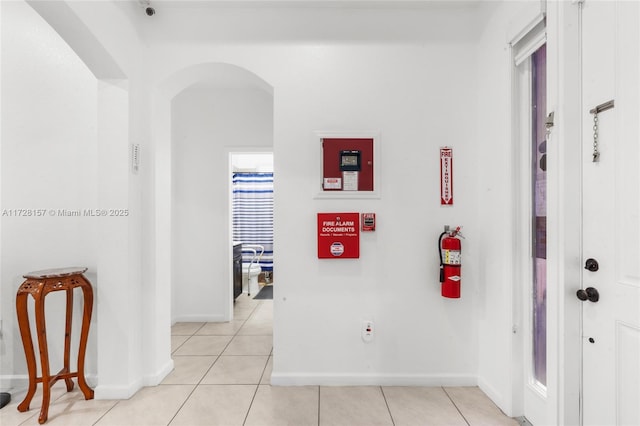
[1,295,517,426]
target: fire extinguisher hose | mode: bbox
[438,231,447,283]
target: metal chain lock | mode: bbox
[592,112,600,162]
[589,99,614,163]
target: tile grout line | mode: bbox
[379,386,396,426]
[91,399,119,426]
[442,386,471,426]
[166,321,218,426]
[13,406,34,426]
[170,335,190,354]
[241,301,270,425]
[317,386,322,426]
[166,302,260,425]
[241,382,261,426]
[22,301,267,426]
[169,320,208,354]
[194,299,259,381]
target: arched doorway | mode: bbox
[152,63,274,370]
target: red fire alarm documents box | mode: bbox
[317,212,360,259]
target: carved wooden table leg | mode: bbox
[15,290,37,413]
[34,287,52,424]
[76,276,94,399]
[63,288,74,392]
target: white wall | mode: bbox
[1,0,563,410]
[271,43,480,385]
[0,0,156,399]
[233,154,274,173]
[0,0,99,389]
[473,1,550,417]
[29,0,173,399]
[472,2,520,413]
[171,87,273,322]
[150,33,483,384]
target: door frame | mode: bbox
[511,31,550,426]
[545,1,583,424]
[227,148,274,319]
[510,2,584,424]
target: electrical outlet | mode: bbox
[362,320,374,343]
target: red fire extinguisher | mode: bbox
[439,226,463,298]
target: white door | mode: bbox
[581,1,640,425]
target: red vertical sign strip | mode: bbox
[440,147,453,205]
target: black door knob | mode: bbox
[576,289,588,301]
[585,258,599,272]
[576,287,599,303]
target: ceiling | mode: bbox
[114,0,495,44]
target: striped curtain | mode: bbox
[232,172,274,272]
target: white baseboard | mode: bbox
[94,359,174,399]
[94,377,143,400]
[171,314,227,324]
[0,375,28,393]
[1,373,97,394]
[477,376,512,416]
[143,359,174,387]
[5,363,174,401]
[270,372,477,387]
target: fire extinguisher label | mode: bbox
[448,275,461,282]
[445,250,461,264]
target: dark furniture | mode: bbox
[233,243,242,300]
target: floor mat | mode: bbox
[253,285,273,300]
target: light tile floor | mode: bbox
[1,293,518,426]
